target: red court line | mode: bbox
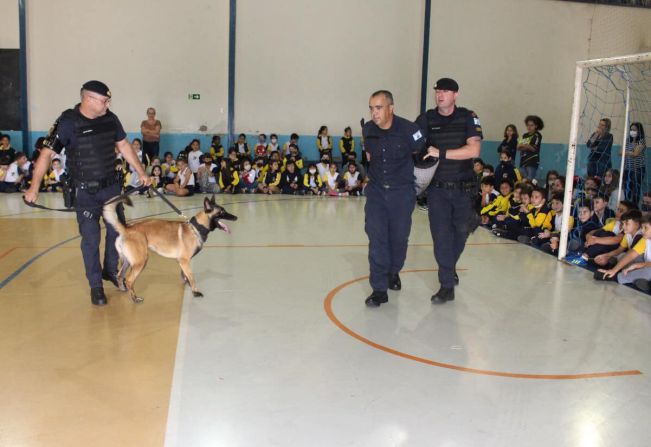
[0,247,17,260]
[323,269,642,380]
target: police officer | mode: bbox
[417,78,482,304]
[25,80,150,306]
[363,90,425,307]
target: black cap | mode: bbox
[433,78,459,92]
[82,80,111,98]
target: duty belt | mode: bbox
[75,176,118,191]
[432,179,477,191]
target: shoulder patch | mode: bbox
[412,130,423,141]
[473,117,481,126]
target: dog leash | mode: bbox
[22,187,142,212]
[148,186,190,221]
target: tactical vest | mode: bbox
[62,108,118,182]
[427,107,474,181]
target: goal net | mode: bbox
[559,52,651,260]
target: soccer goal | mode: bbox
[559,52,651,261]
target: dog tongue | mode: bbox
[218,221,231,234]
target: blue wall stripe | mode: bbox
[18,0,29,155]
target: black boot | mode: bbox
[90,287,108,306]
[431,287,455,304]
[365,291,389,307]
[102,269,121,290]
[454,272,459,286]
[388,273,401,291]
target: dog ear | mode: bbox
[210,194,216,205]
[204,197,214,212]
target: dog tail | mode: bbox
[103,195,133,234]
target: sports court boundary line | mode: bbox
[323,269,643,380]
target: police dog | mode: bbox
[103,195,237,303]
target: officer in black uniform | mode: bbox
[417,78,483,304]
[25,80,150,306]
[363,90,426,307]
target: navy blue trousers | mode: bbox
[75,183,125,289]
[364,184,416,292]
[427,186,474,289]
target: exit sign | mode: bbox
[188,93,201,100]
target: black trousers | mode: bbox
[365,184,416,292]
[142,141,160,165]
[75,183,125,289]
[427,186,474,289]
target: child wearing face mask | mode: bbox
[304,163,323,195]
[494,150,522,185]
[239,159,258,193]
[316,154,331,179]
[267,133,280,154]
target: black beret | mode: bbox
[82,80,111,98]
[433,78,459,92]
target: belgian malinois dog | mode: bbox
[103,195,237,303]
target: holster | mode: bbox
[62,175,76,208]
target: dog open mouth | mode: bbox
[217,220,231,233]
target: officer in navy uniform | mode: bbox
[363,90,426,307]
[417,78,482,303]
[25,81,150,306]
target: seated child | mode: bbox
[535,192,574,254]
[281,161,303,195]
[304,163,323,195]
[493,184,531,239]
[584,200,636,264]
[342,163,364,196]
[45,158,66,192]
[592,193,615,226]
[283,144,304,172]
[493,150,522,185]
[480,178,513,226]
[566,199,602,254]
[239,159,258,193]
[165,158,194,196]
[597,213,651,292]
[257,159,282,194]
[218,158,240,194]
[516,186,552,244]
[591,209,642,270]
[161,151,178,185]
[210,135,225,163]
[197,154,220,193]
[479,176,498,211]
[253,133,268,159]
[323,163,347,196]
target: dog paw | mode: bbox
[131,296,144,304]
[118,279,127,292]
[192,291,204,298]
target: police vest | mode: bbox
[62,109,118,182]
[427,107,474,181]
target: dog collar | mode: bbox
[189,216,210,242]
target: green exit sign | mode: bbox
[188,93,201,100]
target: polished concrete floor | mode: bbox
[1,192,650,447]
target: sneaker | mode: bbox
[564,254,587,267]
[634,278,651,293]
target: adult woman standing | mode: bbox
[622,122,646,206]
[586,118,613,179]
[141,107,162,166]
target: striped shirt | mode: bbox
[624,138,646,170]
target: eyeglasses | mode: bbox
[86,94,111,105]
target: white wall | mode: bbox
[25,0,229,133]
[0,0,19,48]
[426,0,651,144]
[234,0,425,136]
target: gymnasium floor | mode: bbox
[1,192,650,447]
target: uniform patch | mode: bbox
[412,130,422,141]
[475,127,482,132]
[473,117,481,126]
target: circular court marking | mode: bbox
[323,269,642,380]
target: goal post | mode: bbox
[558,52,651,261]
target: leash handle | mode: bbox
[22,196,76,212]
[149,186,189,221]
